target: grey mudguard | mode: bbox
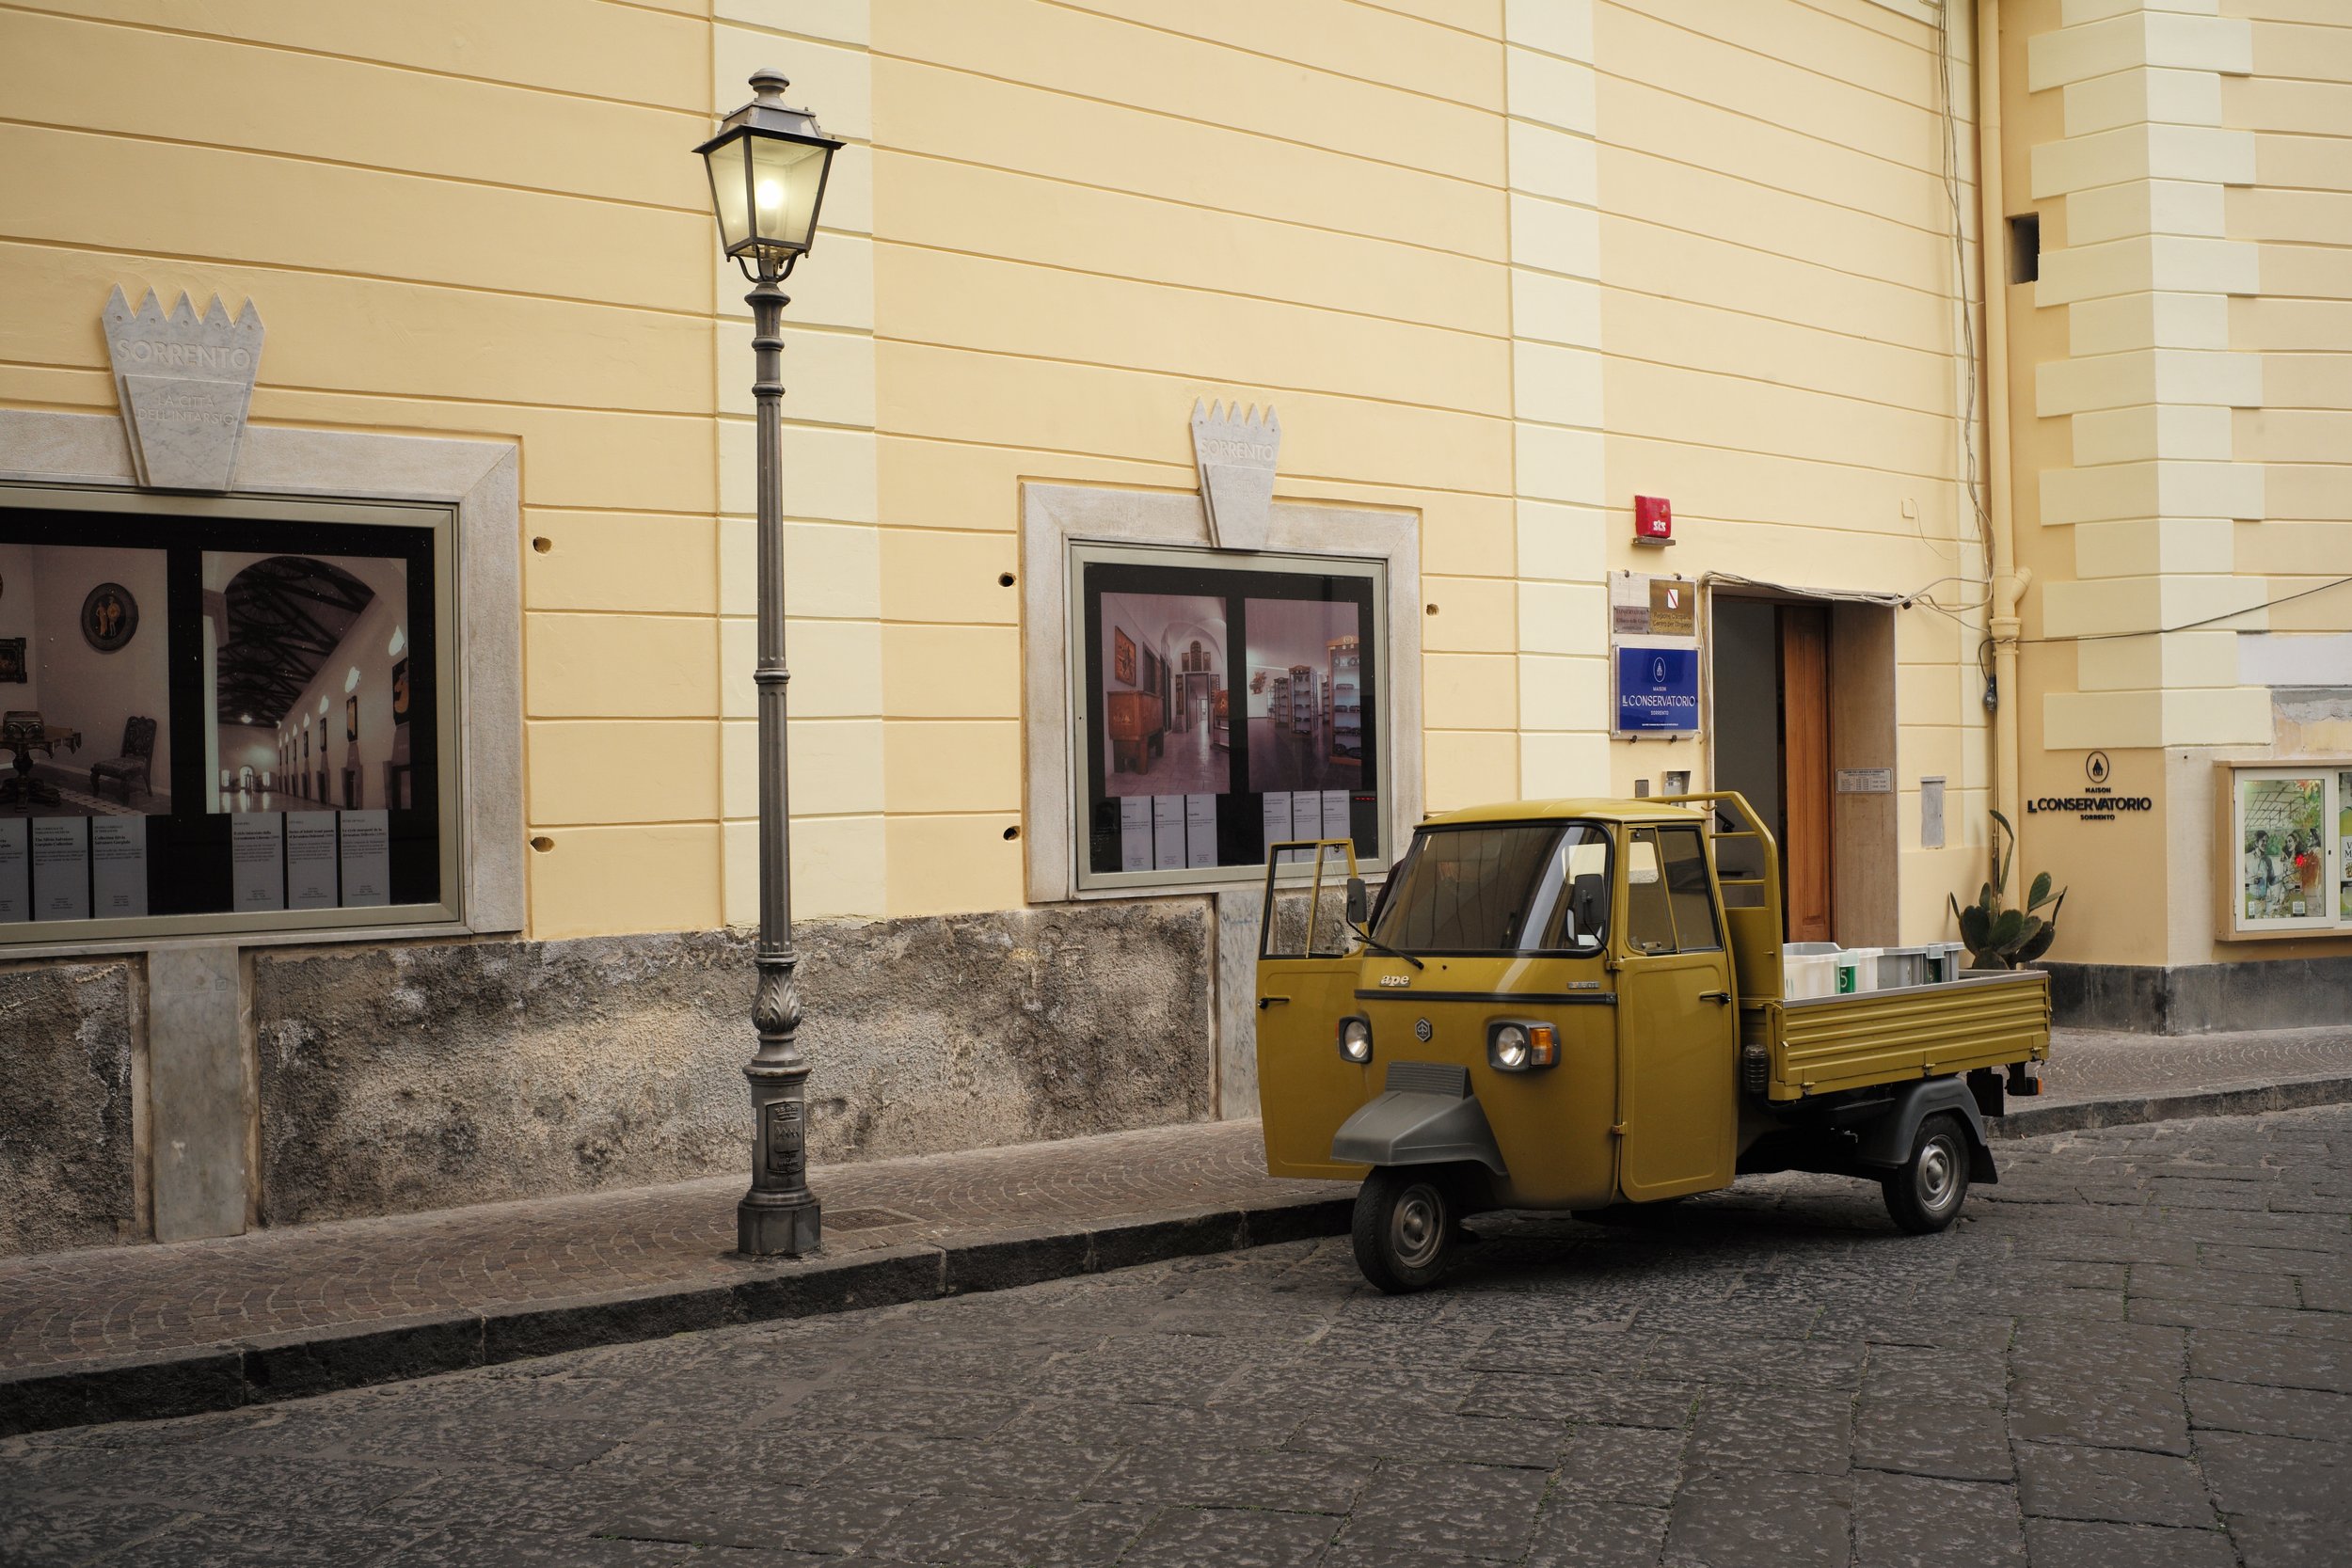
[1331,1091,1507,1174]
[1853,1077,1998,1184]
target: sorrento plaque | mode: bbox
[1190,400,1280,551]
[103,288,265,491]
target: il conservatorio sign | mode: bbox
[2026,752,2152,821]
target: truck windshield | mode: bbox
[1371,823,1610,956]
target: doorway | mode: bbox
[1712,600,1831,942]
[1709,595,1898,949]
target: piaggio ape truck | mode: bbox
[1255,792,2051,1292]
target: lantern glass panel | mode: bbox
[705,135,754,254]
[749,135,830,254]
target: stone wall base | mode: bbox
[0,899,1219,1256]
[251,903,1215,1228]
[0,959,140,1256]
[2042,957,2352,1035]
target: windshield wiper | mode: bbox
[1352,925,1424,969]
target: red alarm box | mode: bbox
[1633,495,1674,546]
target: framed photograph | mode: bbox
[81,580,138,652]
[1073,542,1388,893]
[0,637,24,684]
[345,694,359,743]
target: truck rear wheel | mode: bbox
[1883,1112,1971,1234]
[1352,1167,1455,1293]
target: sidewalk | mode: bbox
[7,1021,2352,1434]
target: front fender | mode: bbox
[1330,1091,1507,1174]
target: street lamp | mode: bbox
[697,69,842,1258]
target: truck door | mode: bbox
[1616,824,1738,1198]
[1254,844,1374,1180]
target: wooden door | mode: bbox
[1779,605,1834,942]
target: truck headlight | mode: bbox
[1339,1018,1373,1063]
[1488,1021,1557,1071]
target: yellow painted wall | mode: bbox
[0,0,2125,958]
[1588,0,1996,944]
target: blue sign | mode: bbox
[1615,645,1699,734]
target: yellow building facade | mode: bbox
[1,0,2344,1253]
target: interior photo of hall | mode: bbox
[1099,593,1232,799]
[0,538,172,817]
[1245,598,1362,795]
[205,552,410,816]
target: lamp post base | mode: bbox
[738,1191,822,1258]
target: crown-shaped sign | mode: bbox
[1190,399,1280,551]
[103,287,265,491]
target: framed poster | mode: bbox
[1070,540,1388,893]
[2221,766,2342,937]
[2217,764,2352,939]
[0,488,457,944]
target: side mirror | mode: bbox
[1345,876,1369,926]
[1573,879,1606,937]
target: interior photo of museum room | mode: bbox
[0,539,173,817]
[1100,593,1230,799]
[204,552,409,815]
[1245,598,1362,794]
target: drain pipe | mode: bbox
[1976,0,2030,846]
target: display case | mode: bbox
[1212,687,1231,750]
[1328,634,1362,764]
[2217,762,2352,939]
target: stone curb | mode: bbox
[1990,1075,2352,1140]
[0,1192,1354,1438]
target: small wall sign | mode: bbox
[1614,644,1700,735]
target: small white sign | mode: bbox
[1262,791,1294,861]
[1120,797,1152,873]
[1152,794,1186,871]
[1836,768,1894,795]
[1185,794,1217,869]
[1321,789,1353,844]
[286,811,340,911]
[339,810,391,907]
[0,818,27,923]
[31,817,89,921]
[91,817,149,918]
[230,813,286,911]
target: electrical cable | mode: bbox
[2023,574,2352,644]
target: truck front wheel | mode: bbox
[1352,1167,1455,1293]
[1883,1112,1972,1234]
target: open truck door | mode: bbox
[1614,820,1740,1199]
[1253,840,1373,1180]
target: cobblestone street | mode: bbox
[7,1106,2350,1568]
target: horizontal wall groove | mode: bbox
[0,0,711,117]
[0,115,710,217]
[868,55,1507,203]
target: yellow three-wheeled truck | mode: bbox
[1255,793,2051,1291]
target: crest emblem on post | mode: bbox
[103,287,265,492]
[1190,399,1280,551]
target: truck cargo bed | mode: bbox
[1752,969,2051,1101]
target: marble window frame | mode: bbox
[1020,481,1423,906]
[0,408,523,953]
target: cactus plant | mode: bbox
[1947,810,2064,969]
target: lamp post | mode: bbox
[697,69,842,1257]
